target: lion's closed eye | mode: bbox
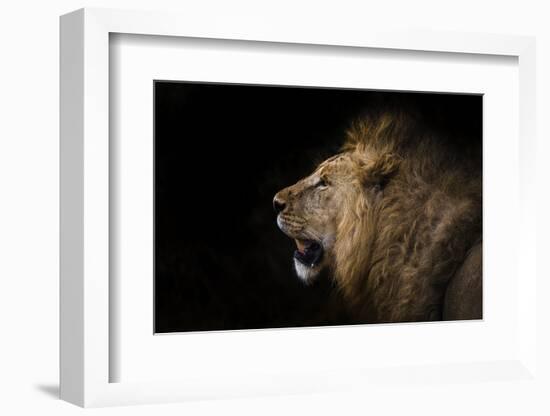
[315,178,328,189]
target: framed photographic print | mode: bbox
[60,7,538,408]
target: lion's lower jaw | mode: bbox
[293,258,322,284]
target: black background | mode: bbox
[154,82,482,333]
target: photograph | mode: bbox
[154,82,482,333]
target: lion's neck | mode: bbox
[335,180,481,323]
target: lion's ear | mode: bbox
[363,152,401,190]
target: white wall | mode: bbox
[1,1,548,415]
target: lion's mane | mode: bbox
[333,110,482,322]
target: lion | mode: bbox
[273,109,482,323]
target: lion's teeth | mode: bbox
[295,239,307,253]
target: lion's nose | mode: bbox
[273,195,286,214]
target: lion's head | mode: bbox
[273,137,400,284]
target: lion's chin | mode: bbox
[293,258,323,284]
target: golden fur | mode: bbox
[274,109,482,322]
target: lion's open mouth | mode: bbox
[293,239,323,267]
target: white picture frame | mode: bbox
[60,7,537,408]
